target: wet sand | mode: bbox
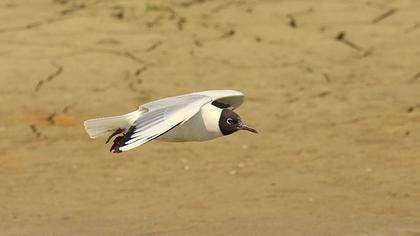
[1,0,420,235]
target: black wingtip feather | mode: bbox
[110,126,136,153]
[109,121,184,153]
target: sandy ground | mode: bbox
[1,0,420,235]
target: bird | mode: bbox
[84,90,257,153]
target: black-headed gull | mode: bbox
[84,90,257,153]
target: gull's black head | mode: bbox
[218,109,258,136]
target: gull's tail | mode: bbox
[84,110,141,139]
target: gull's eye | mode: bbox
[227,118,234,124]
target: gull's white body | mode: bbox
[158,103,223,142]
[84,90,244,152]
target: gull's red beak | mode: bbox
[240,124,258,134]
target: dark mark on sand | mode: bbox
[318,91,330,97]
[47,113,56,125]
[146,41,162,52]
[287,14,297,28]
[145,4,178,19]
[0,17,64,34]
[30,124,41,137]
[60,3,86,15]
[194,39,203,47]
[177,17,186,30]
[335,31,363,51]
[46,62,63,82]
[135,66,148,76]
[372,8,397,24]
[63,103,77,113]
[34,80,44,92]
[35,62,63,92]
[407,104,420,113]
[407,107,414,113]
[53,0,70,4]
[221,29,235,38]
[179,0,206,8]
[111,6,124,20]
[322,73,331,83]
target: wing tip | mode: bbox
[109,121,184,153]
[109,126,136,153]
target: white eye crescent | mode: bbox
[227,118,234,124]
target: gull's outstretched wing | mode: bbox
[192,90,244,110]
[112,95,211,153]
[141,90,245,111]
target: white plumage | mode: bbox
[84,90,256,153]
